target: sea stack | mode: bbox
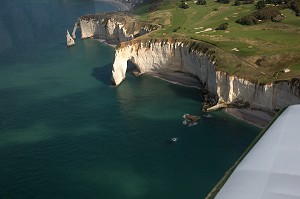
[66,30,75,47]
[72,21,80,39]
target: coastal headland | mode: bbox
[70,0,300,127]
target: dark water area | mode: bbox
[0,1,260,198]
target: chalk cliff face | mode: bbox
[112,40,300,111]
[74,13,160,45]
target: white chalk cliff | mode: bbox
[72,13,300,112]
[73,13,160,45]
[112,39,300,112]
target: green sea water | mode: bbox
[0,1,260,198]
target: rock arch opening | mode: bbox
[126,58,141,77]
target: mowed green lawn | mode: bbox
[133,0,300,83]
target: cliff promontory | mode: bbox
[72,7,300,113]
[72,12,160,45]
[112,39,300,112]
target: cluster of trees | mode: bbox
[235,0,299,26]
[236,6,284,25]
[267,0,299,14]
[262,0,300,15]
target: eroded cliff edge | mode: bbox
[72,12,160,45]
[72,12,300,113]
[111,39,300,112]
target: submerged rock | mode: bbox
[183,113,200,127]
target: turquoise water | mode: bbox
[0,1,260,198]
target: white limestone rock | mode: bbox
[72,21,80,39]
[73,13,160,45]
[66,30,75,47]
[111,40,300,112]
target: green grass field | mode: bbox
[132,0,300,83]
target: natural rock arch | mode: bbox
[111,40,300,111]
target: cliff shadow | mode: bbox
[126,60,141,75]
[168,84,203,103]
[92,64,113,85]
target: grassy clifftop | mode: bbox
[130,0,300,83]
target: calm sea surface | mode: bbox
[0,1,260,198]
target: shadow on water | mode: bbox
[92,61,140,86]
[92,64,113,85]
[127,60,140,73]
[168,83,203,103]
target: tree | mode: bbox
[179,2,189,8]
[216,22,229,30]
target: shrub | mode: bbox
[236,15,259,25]
[277,3,289,9]
[265,0,284,4]
[237,6,285,25]
[217,0,230,4]
[272,14,285,21]
[196,0,207,5]
[173,26,181,32]
[256,0,266,9]
[242,0,255,4]
[179,2,189,8]
[216,22,229,30]
[234,0,241,5]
